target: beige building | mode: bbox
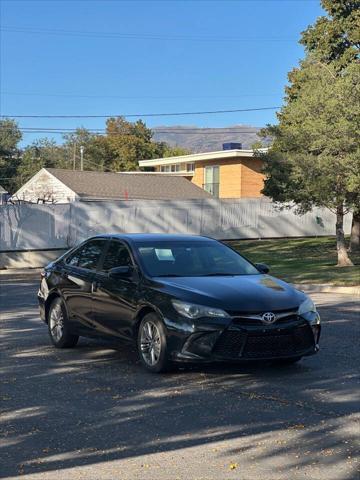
[138,147,267,198]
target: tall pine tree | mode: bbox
[261,0,360,266]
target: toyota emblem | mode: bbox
[261,312,276,324]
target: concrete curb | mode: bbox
[294,283,359,296]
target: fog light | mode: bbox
[182,331,220,357]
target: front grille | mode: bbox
[232,314,298,326]
[212,330,247,358]
[212,324,314,359]
[229,309,299,327]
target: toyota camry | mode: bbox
[38,234,321,372]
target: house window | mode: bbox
[186,163,195,172]
[203,166,220,197]
[160,164,181,173]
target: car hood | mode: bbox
[155,274,305,312]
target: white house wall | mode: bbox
[13,169,77,204]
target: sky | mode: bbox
[0,0,324,146]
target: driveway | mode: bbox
[0,273,359,479]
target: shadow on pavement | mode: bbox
[0,277,359,479]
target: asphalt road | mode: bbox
[1,273,359,480]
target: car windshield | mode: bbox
[134,240,260,277]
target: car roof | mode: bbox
[92,233,217,243]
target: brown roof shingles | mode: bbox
[45,169,211,200]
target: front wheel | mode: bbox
[48,297,79,348]
[137,314,171,373]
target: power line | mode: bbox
[0,126,262,135]
[0,106,280,119]
[0,125,261,132]
[82,158,119,173]
[153,129,261,134]
[0,91,280,99]
[0,25,296,42]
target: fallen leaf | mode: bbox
[289,424,305,430]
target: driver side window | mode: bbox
[102,241,133,272]
[65,239,106,270]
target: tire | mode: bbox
[48,297,79,348]
[273,356,302,366]
[137,313,171,373]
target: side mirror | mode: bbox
[109,266,133,279]
[255,263,270,274]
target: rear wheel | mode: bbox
[137,313,170,373]
[48,297,79,348]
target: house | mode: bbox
[138,144,267,198]
[0,185,9,205]
[11,168,211,204]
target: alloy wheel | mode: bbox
[140,320,162,366]
[49,303,64,342]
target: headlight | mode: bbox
[171,300,230,319]
[297,297,317,316]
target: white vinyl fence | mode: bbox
[0,198,352,252]
[0,203,71,251]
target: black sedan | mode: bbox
[38,234,321,372]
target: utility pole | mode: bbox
[73,143,76,170]
[80,146,84,171]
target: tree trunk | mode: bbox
[349,209,360,252]
[336,204,353,266]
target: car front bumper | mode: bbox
[165,313,321,363]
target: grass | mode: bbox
[227,236,360,287]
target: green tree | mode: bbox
[105,117,159,171]
[300,0,359,71]
[62,128,114,172]
[2,117,197,194]
[251,140,266,150]
[104,117,188,170]
[0,119,22,193]
[19,138,68,180]
[261,0,360,266]
[159,144,191,157]
[301,0,360,252]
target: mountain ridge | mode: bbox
[152,125,266,153]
